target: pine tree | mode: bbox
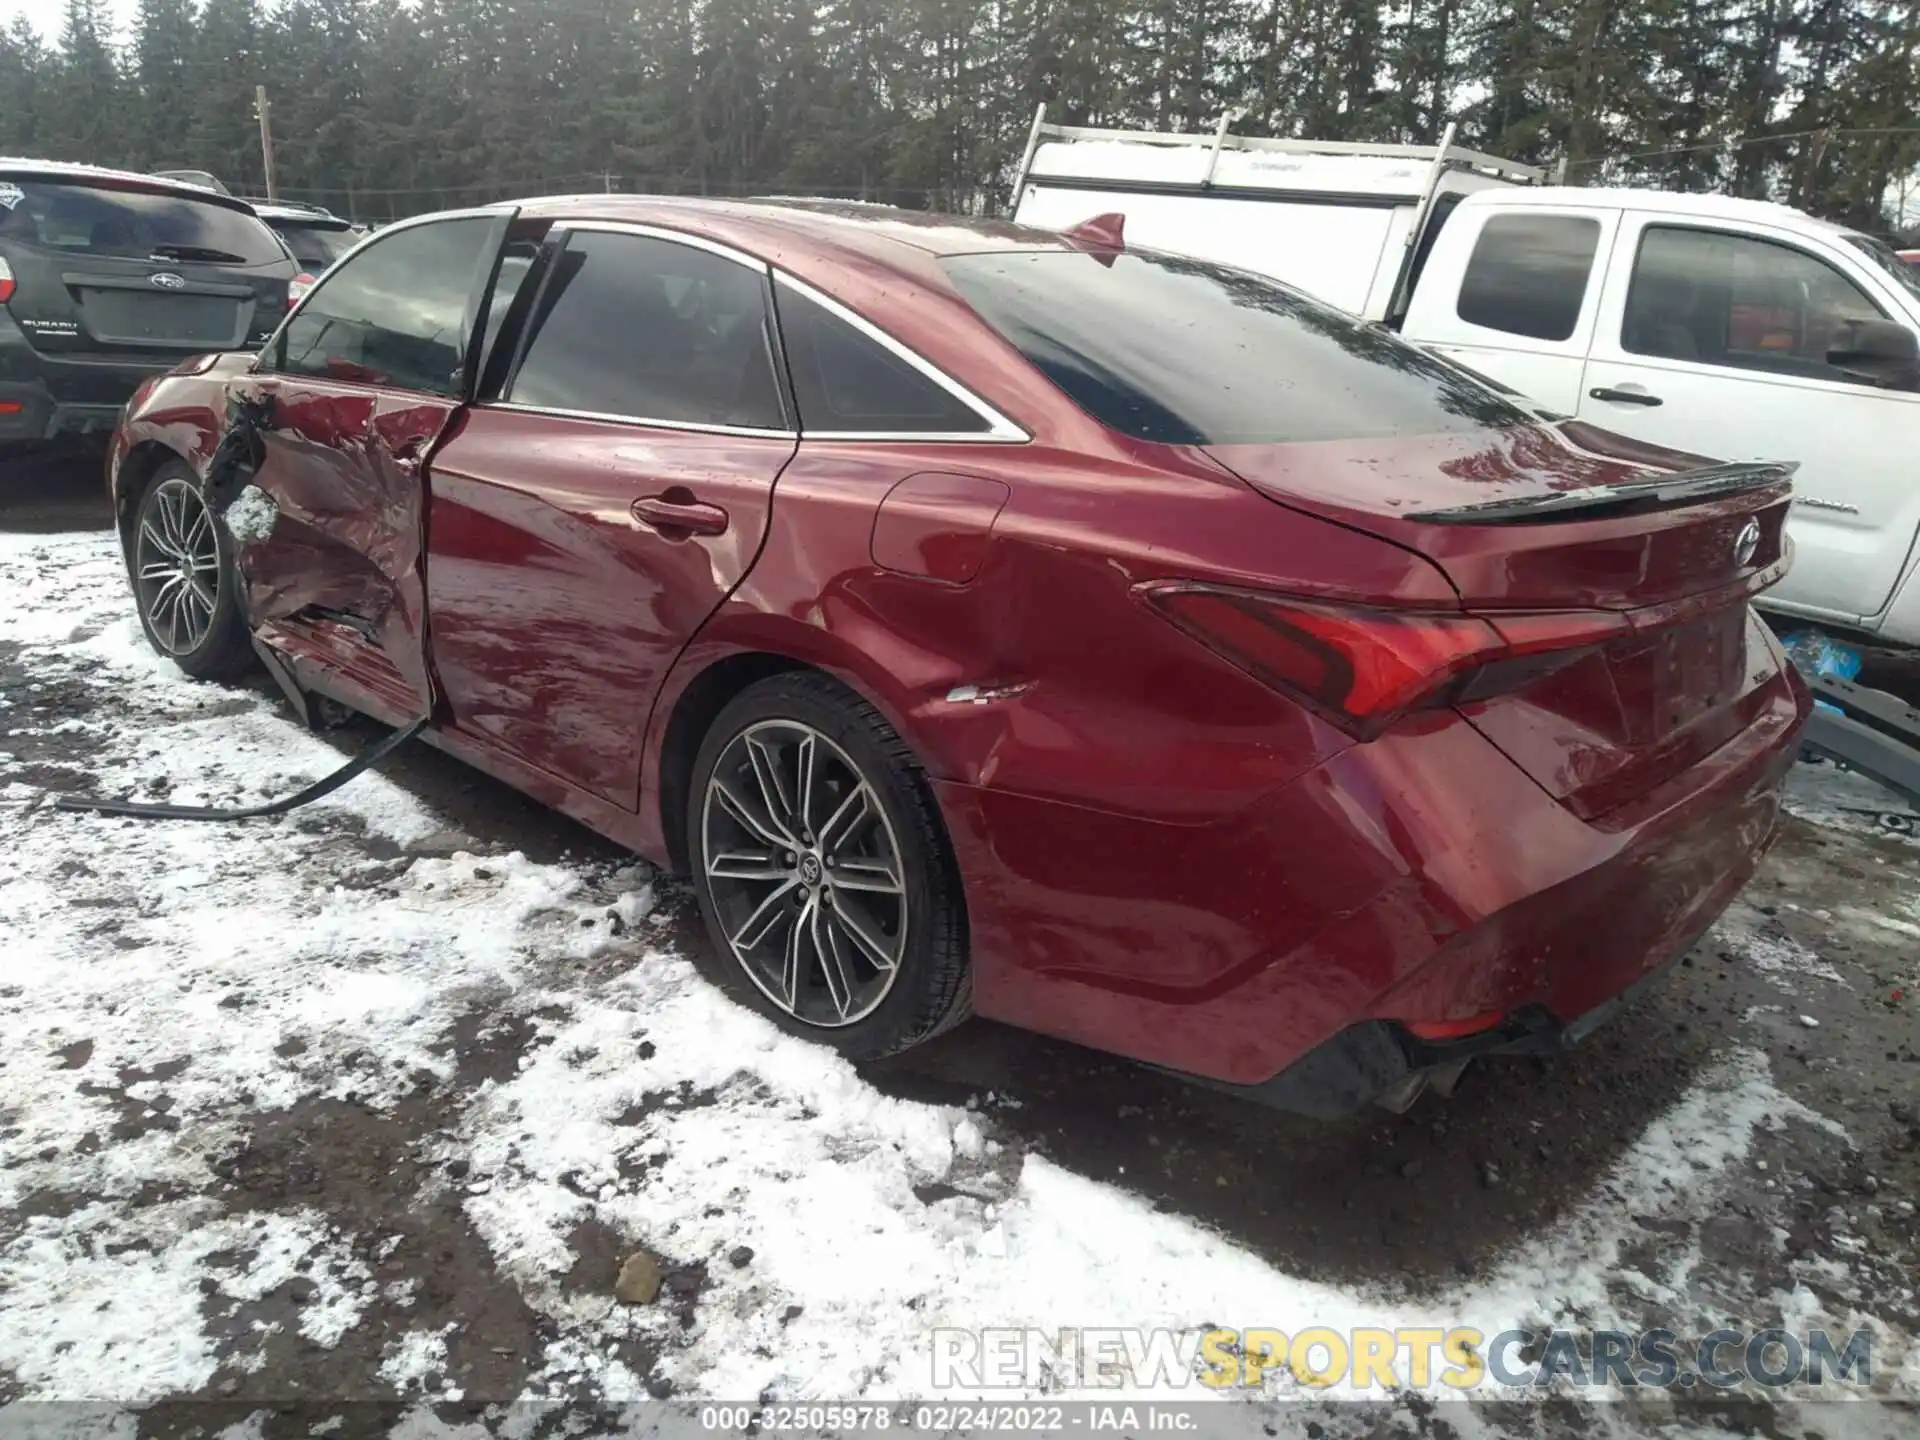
[0,16,52,156]
[132,0,197,171]
[43,0,122,164]
[0,0,1913,229]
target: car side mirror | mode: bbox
[1826,318,1920,389]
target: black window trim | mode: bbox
[1621,219,1894,376]
[252,204,513,400]
[474,230,561,404]
[769,271,1029,443]
[487,219,799,439]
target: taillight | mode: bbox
[288,271,317,305]
[1139,582,1626,737]
[0,256,14,305]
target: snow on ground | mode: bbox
[1,528,1915,1426]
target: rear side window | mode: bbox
[774,280,989,434]
[268,216,494,395]
[507,231,786,430]
[1455,214,1600,342]
[0,179,286,266]
[942,249,1533,446]
[275,224,357,270]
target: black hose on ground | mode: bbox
[51,716,429,822]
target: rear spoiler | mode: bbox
[1406,461,1797,524]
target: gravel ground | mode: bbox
[1,454,1916,1438]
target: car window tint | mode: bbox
[0,179,285,266]
[773,281,988,434]
[943,249,1533,445]
[1455,214,1600,342]
[269,216,493,394]
[507,231,785,430]
[1625,226,1888,382]
[1848,233,1920,303]
[278,224,356,270]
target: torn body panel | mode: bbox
[220,377,456,713]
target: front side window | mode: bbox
[1845,232,1920,304]
[0,179,285,266]
[507,231,785,430]
[1455,214,1601,342]
[268,216,495,395]
[942,249,1533,446]
[1624,226,1889,381]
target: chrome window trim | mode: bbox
[796,428,1031,443]
[545,218,776,274]
[486,400,796,441]
[772,271,1030,443]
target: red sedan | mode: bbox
[108,197,1809,1116]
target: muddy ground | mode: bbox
[1,451,1916,1436]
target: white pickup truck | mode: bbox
[1011,108,1920,647]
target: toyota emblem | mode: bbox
[1733,518,1761,568]
[149,272,187,290]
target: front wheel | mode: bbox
[130,461,254,681]
[687,672,971,1059]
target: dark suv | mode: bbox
[251,201,362,303]
[1,160,298,452]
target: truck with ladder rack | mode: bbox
[1008,106,1920,804]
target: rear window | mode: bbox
[941,249,1532,445]
[274,222,357,270]
[0,178,286,266]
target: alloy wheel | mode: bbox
[700,719,909,1027]
[135,478,222,656]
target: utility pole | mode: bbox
[255,85,279,202]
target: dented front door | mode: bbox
[226,210,513,713]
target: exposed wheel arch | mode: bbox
[115,440,195,552]
[657,652,810,876]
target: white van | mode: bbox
[1011,109,1920,647]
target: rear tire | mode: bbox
[687,672,971,1060]
[129,459,254,682]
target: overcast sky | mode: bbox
[2,1,139,40]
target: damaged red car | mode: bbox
[108,197,1811,1116]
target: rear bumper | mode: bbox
[0,381,123,443]
[1193,935,1702,1118]
[939,666,1809,1107]
[1,322,201,444]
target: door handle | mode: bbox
[1588,386,1664,407]
[631,490,728,538]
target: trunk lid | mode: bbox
[62,269,269,350]
[1205,420,1791,610]
[1207,421,1799,818]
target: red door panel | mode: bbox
[228,376,455,712]
[426,407,796,803]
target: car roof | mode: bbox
[0,157,261,215]
[509,194,1078,274]
[1459,184,1860,239]
[253,202,351,226]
